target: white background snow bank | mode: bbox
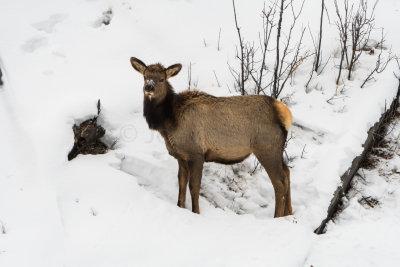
[0,0,400,266]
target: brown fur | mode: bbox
[130,57,293,217]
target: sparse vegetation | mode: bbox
[230,0,392,97]
[230,0,307,98]
[358,196,379,208]
[334,0,352,87]
[334,0,381,88]
[361,30,394,88]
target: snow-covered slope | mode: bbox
[306,107,400,266]
[0,0,399,266]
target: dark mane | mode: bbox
[143,83,177,130]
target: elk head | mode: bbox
[130,57,182,103]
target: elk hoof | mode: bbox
[177,201,185,209]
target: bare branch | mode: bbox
[318,55,331,75]
[213,70,221,88]
[272,0,285,97]
[232,0,246,95]
[347,0,378,80]
[272,0,305,98]
[217,28,222,51]
[253,1,278,94]
[315,0,324,72]
[187,62,192,89]
[394,57,400,80]
[334,0,352,86]
[229,0,305,98]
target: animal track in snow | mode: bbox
[115,152,274,217]
[32,13,68,33]
[21,37,48,53]
[93,9,113,28]
[118,154,170,188]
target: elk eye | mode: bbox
[159,79,164,82]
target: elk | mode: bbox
[130,57,293,217]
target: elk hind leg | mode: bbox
[188,158,204,214]
[255,152,290,217]
[282,162,292,216]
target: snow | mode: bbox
[306,114,400,267]
[0,0,400,266]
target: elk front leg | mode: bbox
[177,159,189,208]
[188,158,204,214]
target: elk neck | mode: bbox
[143,83,178,131]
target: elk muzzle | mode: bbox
[144,84,154,93]
[144,79,155,96]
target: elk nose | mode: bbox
[144,85,154,92]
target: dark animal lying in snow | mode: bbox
[68,100,108,161]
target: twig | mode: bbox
[188,62,192,89]
[284,132,294,164]
[326,94,349,105]
[272,0,285,97]
[217,28,222,51]
[334,0,352,86]
[250,160,260,174]
[394,57,400,80]
[251,1,277,94]
[272,0,305,98]
[305,67,315,91]
[232,0,245,95]
[213,70,221,87]
[301,144,307,159]
[361,29,393,88]
[318,55,331,75]
[203,38,207,47]
[97,99,101,116]
[315,0,325,72]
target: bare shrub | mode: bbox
[334,0,378,86]
[347,0,377,80]
[230,0,307,98]
[361,30,394,88]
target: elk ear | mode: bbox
[166,64,182,79]
[130,57,147,75]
